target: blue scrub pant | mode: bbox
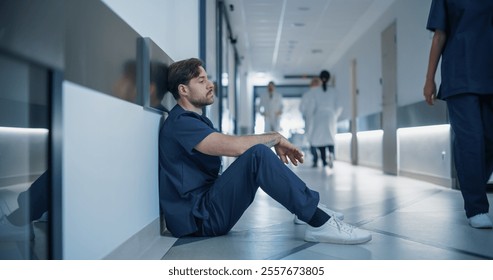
[9,171,48,225]
[447,94,493,218]
[312,145,335,166]
[194,144,320,236]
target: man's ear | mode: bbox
[178,84,188,97]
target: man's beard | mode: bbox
[190,94,214,108]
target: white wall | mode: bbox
[101,0,199,61]
[62,82,162,259]
[331,0,433,121]
[397,125,452,187]
[231,0,435,136]
[357,130,383,169]
[62,0,200,259]
[0,127,48,182]
[334,133,352,163]
[238,65,251,134]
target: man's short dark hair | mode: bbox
[167,58,204,100]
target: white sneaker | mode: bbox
[304,217,372,244]
[0,215,33,241]
[294,204,344,225]
[328,153,334,168]
[468,213,493,229]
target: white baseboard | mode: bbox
[399,170,454,189]
[103,218,177,260]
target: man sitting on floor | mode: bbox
[158,58,371,244]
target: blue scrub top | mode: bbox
[159,104,221,237]
[427,0,493,99]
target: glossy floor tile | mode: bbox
[162,161,493,260]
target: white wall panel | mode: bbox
[101,0,200,60]
[62,81,162,259]
[335,133,352,163]
[0,127,48,181]
[60,0,200,259]
[397,125,452,187]
[330,0,433,121]
[357,130,383,169]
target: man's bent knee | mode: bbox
[245,144,274,155]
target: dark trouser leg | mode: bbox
[328,145,335,155]
[196,144,320,236]
[482,96,493,184]
[447,94,490,218]
[9,171,49,225]
[319,146,327,166]
[310,146,318,166]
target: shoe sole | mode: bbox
[304,234,372,245]
[294,218,307,225]
[469,224,493,229]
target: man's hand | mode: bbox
[274,137,304,166]
[423,79,437,105]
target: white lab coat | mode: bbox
[300,86,341,147]
[300,87,317,141]
[259,90,283,132]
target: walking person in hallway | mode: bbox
[424,0,493,228]
[259,81,283,132]
[300,77,322,167]
[300,70,342,168]
[159,58,371,244]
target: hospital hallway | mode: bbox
[158,160,493,260]
[3,0,493,263]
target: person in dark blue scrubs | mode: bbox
[158,58,372,244]
[424,0,493,228]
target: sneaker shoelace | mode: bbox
[331,217,356,233]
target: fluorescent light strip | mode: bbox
[0,126,49,135]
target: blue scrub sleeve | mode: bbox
[427,0,447,32]
[173,112,216,154]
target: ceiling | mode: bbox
[223,0,395,85]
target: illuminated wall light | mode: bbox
[221,72,229,86]
[0,126,49,135]
[357,130,383,168]
[396,124,450,138]
[335,132,352,141]
[334,133,352,162]
[397,124,452,184]
[250,72,273,85]
[357,129,383,140]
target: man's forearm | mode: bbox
[195,131,284,157]
[255,132,282,148]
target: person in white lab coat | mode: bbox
[300,77,321,167]
[301,70,342,168]
[259,81,283,132]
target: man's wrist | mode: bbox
[271,132,282,147]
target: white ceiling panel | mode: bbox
[224,0,394,84]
